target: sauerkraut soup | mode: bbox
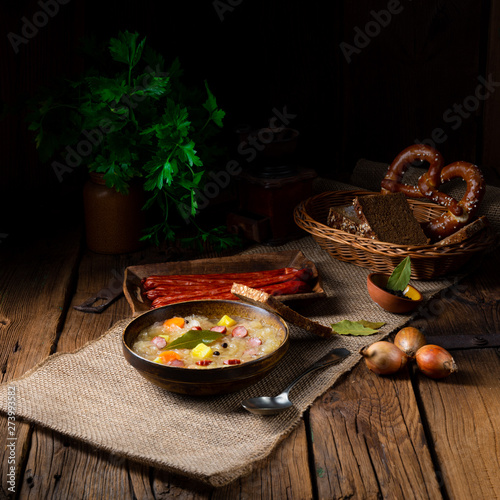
[132,313,284,368]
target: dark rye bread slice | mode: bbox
[327,204,377,239]
[353,192,429,245]
[231,283,334,338]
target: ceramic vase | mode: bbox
[83,172,146,254]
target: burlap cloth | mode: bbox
[1,161,499,487]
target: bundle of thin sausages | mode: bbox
[142,267,313,308]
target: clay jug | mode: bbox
[83,172,147,254]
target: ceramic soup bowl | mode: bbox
[122,300,289,396]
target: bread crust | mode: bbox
[327,204,376,238]
[231,283,334,338]
[435,216,488,246]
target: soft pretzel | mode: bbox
[381,144,444,198]
[418,163,463,216]
[421,161,486,241]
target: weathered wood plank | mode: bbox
[19,427,139,500]
[0,229,82,498]
[56,251,143,352]
[411,250,500,339]
[9,234,499,499]
[150,421,313,500]
[215,420,313,499]
[414,349,500,500]
[408,249,500,500]
[16,248,158,500]
[309,363,443,499]
[17,415,313,500]
[19,244,314,499]
[19,373,313,498]
[0,230,81,381]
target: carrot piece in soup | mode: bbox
[157,351,181,363]
[163,317,185,329]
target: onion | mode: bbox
[415,344,457,379]
[360,341,408,375]
[394,327,427,358]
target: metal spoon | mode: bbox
[241,347,351,415]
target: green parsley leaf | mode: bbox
[109,31,145,69]
[203,81,225,127]
[178,140,202,167]
[86,76,128,102]
[133,74,170,99]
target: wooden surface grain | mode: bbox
[410,249,500,500]
[0,229,81,498]
[415,349,500,500]
[1,226,499,499]
[310,366,443,500]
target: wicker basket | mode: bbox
[294,190,496,280]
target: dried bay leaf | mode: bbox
[387,256,411,291]
[165,330,224,350]
[358,320,385,329]
[331,320,381,336]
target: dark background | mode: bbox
[0,0,497,238]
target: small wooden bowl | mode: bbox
[122,300,289,396]
[367,273,423,314]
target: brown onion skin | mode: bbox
[360,341,408,375]
[394,327,427,358]
[415,344,457,379]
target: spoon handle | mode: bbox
[281,347,350,396]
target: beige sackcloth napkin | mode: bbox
[1,161,498,487]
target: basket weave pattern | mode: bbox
[294,190,496,279]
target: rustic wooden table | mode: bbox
[1,226,499,500]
